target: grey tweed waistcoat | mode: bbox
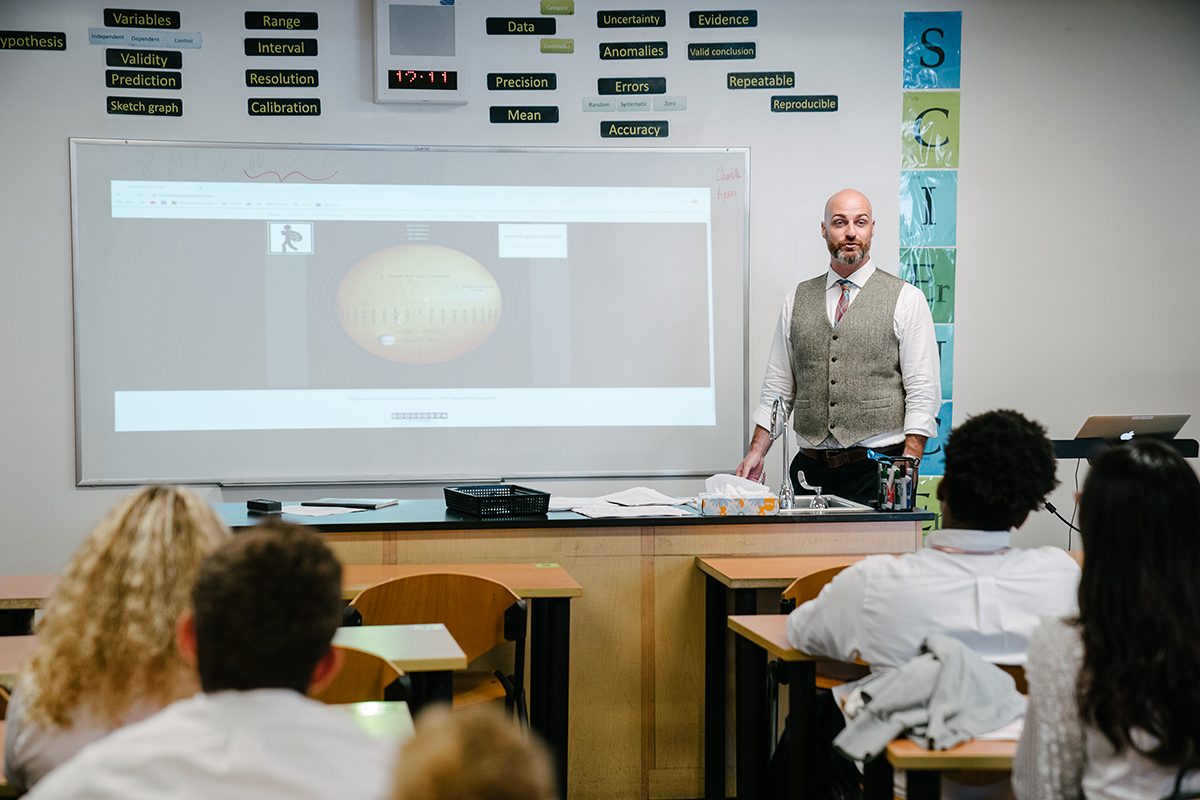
[790,269,907,446]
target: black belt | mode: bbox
[798,442,905,469]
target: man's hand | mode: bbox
[735,426,774,482]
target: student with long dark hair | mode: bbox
[1014,439,1200,800]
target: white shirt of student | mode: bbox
[751,259,942,449]
[787,528,1081,675]
[25,688,397,800]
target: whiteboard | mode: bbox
[70,139,749,485]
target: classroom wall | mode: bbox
[1,0,1197,573]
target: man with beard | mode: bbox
[736,189,940,505]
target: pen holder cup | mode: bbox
[877,457,919,512]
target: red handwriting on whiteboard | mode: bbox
[716,165,743,182]
[717,187,737,202]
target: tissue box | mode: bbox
[699,493,779,516]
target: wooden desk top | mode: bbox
[0,635,37,688]
[332,624,468,672]
[697,554,870,589]
[0,574,55,611]
[727,614,818,662]
[342,563,582,600]
[699,550,1083,589]
[886,738,1016,770]
[0,564,582,611]
[339,700,416,741]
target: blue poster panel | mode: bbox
[920,400,953,476]
[903,11,962,89]
[935,323,954,400]
[900,170,958,247]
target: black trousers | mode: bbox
[766,689,862,800]
[789,451,880,507]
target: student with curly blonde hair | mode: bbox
[3,486,230,793]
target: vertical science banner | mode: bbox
[900,10,961,534]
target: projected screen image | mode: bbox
[71,141,748,484]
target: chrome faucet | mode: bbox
[796,471,828,510]
[767,396,795,510]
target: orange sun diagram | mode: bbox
[336,244,502,364]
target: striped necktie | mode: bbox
[834,279,853,326]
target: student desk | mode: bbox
[697,552,901,800]
[0,635,36,689]
[865,738,1017,800]
[0,502,924,800]
[333,623,467,713]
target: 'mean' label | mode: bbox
[106,69,181,89]
[0,31,66,50]
[599,40,666,59]
[489,106,560,123]
[107,48,181,68]
[596,10,665,27]
[727,71,794,89]
[247,97,321,115]
[689,10,757,28]
[246,69,318,87]
[244,38,317,56]
[600,119,668,138]
[107,95,182,115]
[771,94,838,112]
[244,12,318,30]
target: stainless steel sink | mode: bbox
[778,495,873,514]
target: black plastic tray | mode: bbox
[444,484,551,517]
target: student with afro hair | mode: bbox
[770,410,1080,799]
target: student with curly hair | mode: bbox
[770,409,1081,799]
[1014,439,1200,800]
[3,486,230,793]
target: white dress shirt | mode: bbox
[788,529,1081,680]
[25,689,397,800]
[752,259,941,448]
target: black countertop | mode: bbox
[215,500,934,532]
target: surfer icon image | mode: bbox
[267,222,314,255]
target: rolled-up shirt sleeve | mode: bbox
[894,283,941,440]
[750,291,798,433]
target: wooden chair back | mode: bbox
[309,645,405,705]
[349,573,522,661]
[782,565,849,606]
[996,663,1028,695]
[0,684,8,720]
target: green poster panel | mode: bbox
[901,91,960,168]
[915,475,943,538]
[900,247,955,323]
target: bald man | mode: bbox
[736,189,940,506]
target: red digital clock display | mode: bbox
[389,70,458,90]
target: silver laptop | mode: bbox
[1075,414,1190,441]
